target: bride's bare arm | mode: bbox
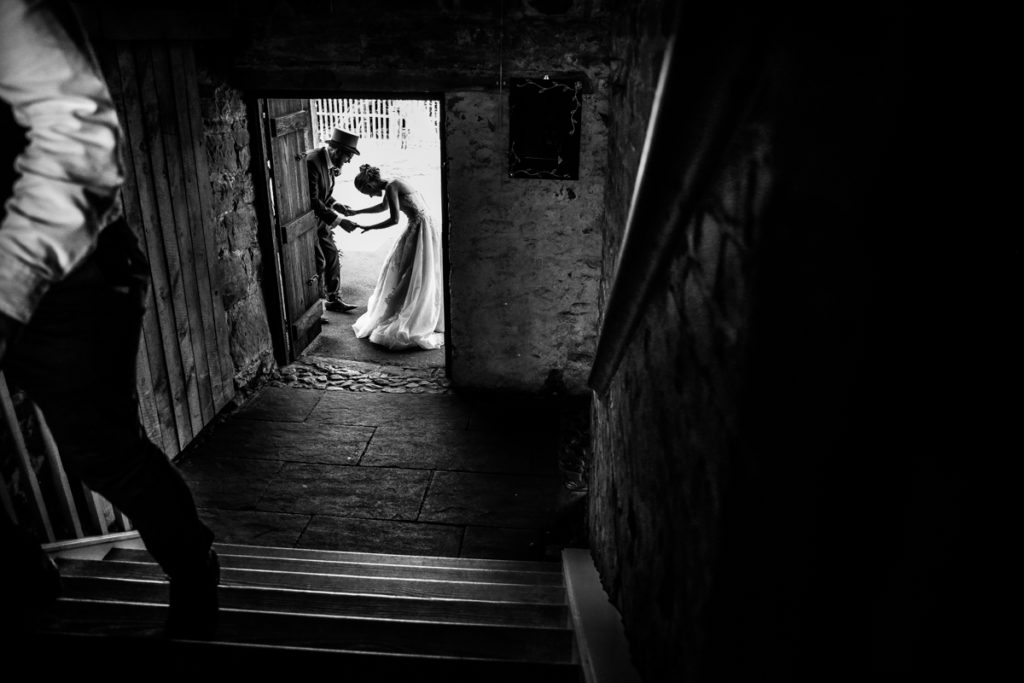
[348,200,386,215]
[358,184,401,231]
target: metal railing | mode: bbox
[311,98,440,150]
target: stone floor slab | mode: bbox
[178,456,283,510]
[198,507,310,548]
[440,431,559,475]
[257,463,431,520]
[298,515,462,556]
[308,392,471,429]
[419,471,563,528]
[461,525,550,561]
[185,419,374,465]
[235,386,323,422]
[361,424,558,473]
[360,428,448,469]
[464,395,561,435]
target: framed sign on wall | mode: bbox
[508,76,583,180]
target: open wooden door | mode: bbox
[260,98,322,358]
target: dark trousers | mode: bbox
[314,222,341,301]
[3,221,213,579]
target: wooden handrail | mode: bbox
[33,403,84,538]
[0,372,130,541]
[588,4,762,395]
[0,372,54,541]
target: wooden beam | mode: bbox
[252,98,293,366]
[280,210,317,244]
[291,299,325,342]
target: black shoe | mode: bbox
[166,549,219,639]
[324,299,357,313]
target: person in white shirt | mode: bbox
[0,0,218,638]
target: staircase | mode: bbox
[27,540,584,681]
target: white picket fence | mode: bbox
[311,98,440,150]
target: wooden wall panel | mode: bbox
[98,41,236,459]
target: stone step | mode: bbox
[58,572,571,628]
[26,632,584,682]
[57,557,567,604]
[105,547,564,586]
[212,541,562,574]
[38,598,578,664]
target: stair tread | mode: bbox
[59,574,571,628]
[57,557,568,604]
[211,542,563,573]
[39,598,578,664]
[28,632,583,682]
[105,547,564,586]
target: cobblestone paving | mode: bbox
[267,356,450,394]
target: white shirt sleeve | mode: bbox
[0,0,124,323]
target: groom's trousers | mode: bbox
[315,222,342,302]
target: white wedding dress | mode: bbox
[352,180,444,350]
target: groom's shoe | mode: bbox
[166,549,220,640]
[325,299,357,313]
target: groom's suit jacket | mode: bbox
[305,147,340,229]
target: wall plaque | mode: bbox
[508,76,582,179]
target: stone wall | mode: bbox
[197,69,276,397]
[589,1,884,679]
[445,86,605,393]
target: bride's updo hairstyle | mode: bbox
[354,164,382,194]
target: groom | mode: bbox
[306,128,360,313]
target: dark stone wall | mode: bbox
[590,1,903,679]
[197,69,276,394]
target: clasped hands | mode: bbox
[332,204,371,233]
[332,202,358,233]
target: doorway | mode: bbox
[257,95,449,376]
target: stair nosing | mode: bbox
[57,563,570,607]
[60,574,572,608]
[39,629,584,669]
[211,542,563,572]
[95,555,565,589]
[54,596,575,632]
[212,551,564,579]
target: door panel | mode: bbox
[263,98,322,357]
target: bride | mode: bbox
[340,165,444,350]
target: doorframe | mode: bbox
[437,93,453,372]
[249,90,452,375]
[247,96,291,366]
